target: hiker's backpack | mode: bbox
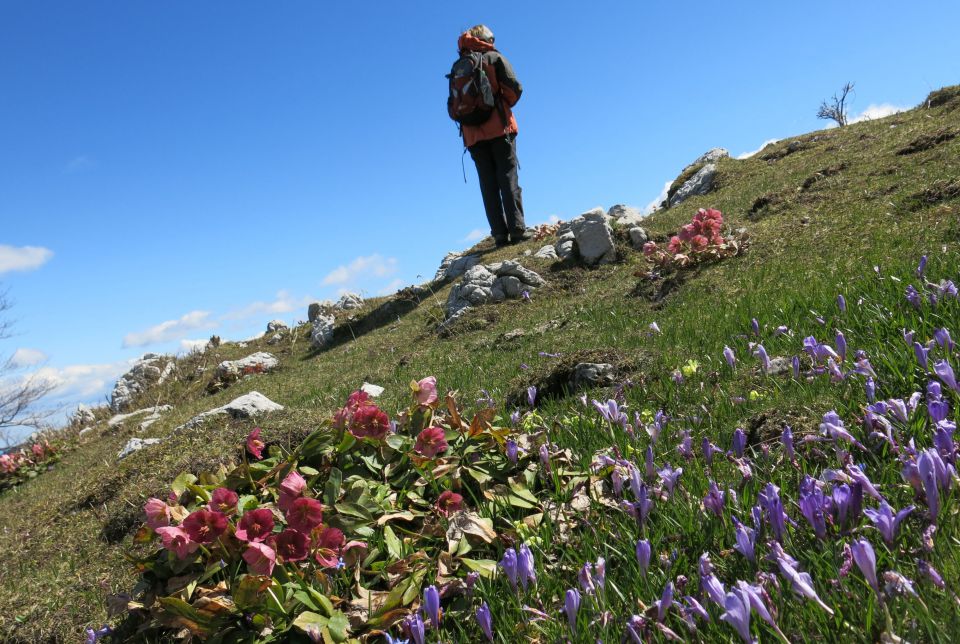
[446,51,497,126]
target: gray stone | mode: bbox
[307,302,325,324]
[361,382,385,397]
[78,427,94,440]
[767,356,792,377]
[571,363,616,390]
[628,226,649,249]
[555,230,577,260]
[266,333,283,345]
[221,391,284,418]
[266,319,288,333]
[435,252,482,281]
[110,355,175,413]
[570,208,617,265]
[216,352,280,381]
[118,437,161,460]
[335,292,364,311]
[108,405,173,428]
[669,163,718,207]
[533,244,558,260]
[607,204,646,228]
[310,314,336,349]
[72,404,97,427]
[685,148,729,170]
[441,261,546,330]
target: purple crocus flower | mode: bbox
[629,464,644,500]
[864,500,913,545]
[699,554,726,606]
[904,328,916,345]
[678,431,694,460]
[918,560,945,589]
[751,318,760,336]
[732,517,756,563]
[905,285,922,309]
[724,346,736,368]
[837,294,847,313]
[819,410,864,450]
[526,385,537,407]
[403,613,425,644]
[792,355,801,378]
[594,557,606,590]
[781,426,795,462]
[799,476,828,540]
[636,539,651,576]
[917,450,941,522]
[851,538,880,597]
[684,596,710,623]
[645,445,656,479]
[846,464,883,501]
[774,325,790,337]
[830,483,863,532]
[465,572,480,598]
[827,358,845,383]
[769,543,835,614]
[835,331,847,361]
[658,464,682,498]
[656,581,674,623]
[506,439,518,465]
[649,321,661,333]
[929,397,950,424]
[85,626,113,644]
[755,344,771,373]
[517,543,536,590]
[499,548,519,591]
[933,420,956,463]
[736,581,788,643]
[703,481,726,517]
[563,589,580,631]
[719,590,752,643]
[934,360,960,393]
[940,279,959,299]
[475,602,494,642]
[760,483,787,543]
[422,585,441,627]
[913,342,930,371]
[732,428,746,457]
[578,562,596,595]
[538,444,550,472]
[509,410,521,426]
[934,328,955,351]
[917,255,927,277]
[865,377,876,402]
[703,437,720,466]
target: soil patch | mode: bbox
[903,178,960,211]
[925,85,960,110]
[748,191,787,219]
[759,141,807,162]
[801,163,847,191]
[896,128,958,155]
[505,349,646,408]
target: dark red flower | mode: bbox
[414,427,449,458]
[436,491,464,517]
[236,508,275,542]
[273,529,310,562]
[246,427,265,460]
[285,497,324,534]
[181,509,228,544]
[208,488,239,514]
[350,404,390,441]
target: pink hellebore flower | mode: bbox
[313,526,346,567]
[415,376,439,406]
[349,404,391,441]
[436,491,464,517]
[156,526,200,560]
[273,528,310,562]
[246,427,265,460]
[208,487,239,514]
[278,470,307,512]
[243,541,276,576]
[235,508,275,542]
[285,497,324,534]
[181,509,228,544]
[143,497,171,530]
[415,427,449,458]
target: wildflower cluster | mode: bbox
[0,440,57,491]
[642,208,740,268]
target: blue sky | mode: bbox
[2,1,958,437]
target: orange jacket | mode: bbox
[457,33,522,148]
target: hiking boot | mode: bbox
[509,229,534,244]
[494,236,510,248]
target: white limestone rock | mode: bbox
[361,382,385,397]
[628,226,649,250]
[311,314,336,349]
[108,405,173,429]
[607,204,646,228]
[335,293,364,311]
[266,319,288,333]
[174,391,284,432]
[570,208,617,265]
[216,352,280,381]
[669,163,719,207]
[435,252,482,281]
[441,261,545,330]
[118,437,161,460]
[534,244,558,260]
[110,354,174,413]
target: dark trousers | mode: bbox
[468,134,525,242]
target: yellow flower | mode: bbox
[749,390,763,401]
[681,359,700,378]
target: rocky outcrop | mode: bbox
[570,208,617,265]
[118,437,162,459]
[266,320,288,333]
[533,244,558,260]
[335,293,364,311]
[628,226,649,250]
[71,404,97,427]
[310,314,336,349]
[216,352,280,382]
[175,391,284,432]
[435,252,482,282]
[360,382,385,397]
[665,148,728,208]
[607,204,645,228]
[555,230,576,260]
[442,261,546,329]
[571,363,616,390]
[307,302,333,324]
[110,354,175,413]
[107,405,173,429]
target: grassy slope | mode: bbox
[1,89,959,642]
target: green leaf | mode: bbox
[326,610,351,642]
[324,468,343,506]
[233,575,271,611]
[335,502,374,521]
[465,467,492,484]
[292,611,329,637]
[299,465,320,476]
[171,472,198,497]
[383,525,402,560]
[237,495,259,513]
[385,434,408,451]
[460,558,498,578]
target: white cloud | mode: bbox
[377,278,406,295]
[122,310,215,348]
[179,338,209,353]
[736,139,780,160]
[643,181,673,215]
[0,245,54,274]
[222,290,314,321]
[322,254,398,286]
[64,155,97,173]
[849,104,906,124]
[8,348,47,368]
[463,229,487,243]
[26,359,132,401]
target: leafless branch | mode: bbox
[817,82,855,127]
[0,287,54,439]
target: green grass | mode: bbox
[1,87,959,642]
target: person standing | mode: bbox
[450,25,530,247]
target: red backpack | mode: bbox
[446,51,497,126]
